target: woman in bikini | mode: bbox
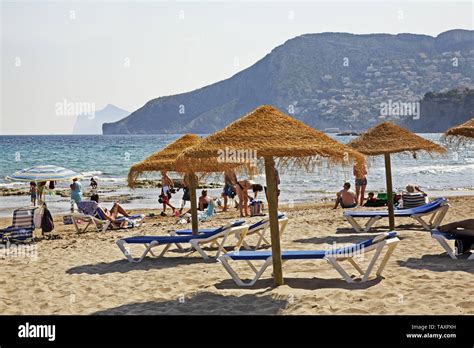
[234,179,263,217]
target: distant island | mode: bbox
[74,104,129,134]
[103,29,474,134]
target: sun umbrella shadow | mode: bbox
[397,254,474,274]
[214,275,382,290]
[293,234,380,245]
[92,291,289,315]
[66,256,207,275]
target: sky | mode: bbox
[1,0,473,135]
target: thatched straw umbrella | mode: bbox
[128,134,204,236]
[175,105,365,286]
[348,122,446,230]
[128,134,241,236]
[128,134,202,188]
[444,118,474,140]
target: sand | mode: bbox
[0,195,473,315]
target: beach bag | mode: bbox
[250,200,264,217]
[34,206,44,229]
[41,206,54,233]
[63,215,73,225]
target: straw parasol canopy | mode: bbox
[348,121,446,157]
[176,105,366,286]
[128,134,204,188]
[128,133,242,236]
[444,118,474,140]
[176,105,365,173]
[348,121,446,230]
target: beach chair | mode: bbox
[344,198,449,232]
[116,222,250,263]
[218,232,400,287]
[431,229,474,260]
[71,201,144,234]
[173,214,289,250]
[0,207,37,243]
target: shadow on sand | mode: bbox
[66,256,207,275]
[336,223,425,234]
[214,275,382,290]
[92,291,288,315]
[397,254,474,274]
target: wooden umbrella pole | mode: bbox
[384,153,395,230]
[187,173,199,236]
[264,156,284,286]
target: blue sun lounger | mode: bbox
[344,198,449,232]
[116,221,249,263]
[218,232,400,286]
[173,214,288,249]
[431,229,474,260]
[172,219,246,235]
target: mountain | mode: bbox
[103,29,474,134]
[400,87,474,132]
[73,104,129,134]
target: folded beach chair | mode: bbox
[0,207,37,243]
[173,213,289,250]
[218,232,400,286]
[431,229,474,260]
[344,198,449,232]
[71,201,144,234]
[116,221,249,263]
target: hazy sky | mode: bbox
[1,0,472,135]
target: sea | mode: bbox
[0,134,473,217]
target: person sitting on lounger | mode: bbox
[333,182,357,209]
[90,194,133,228]
[438,219,474,254]
[400,184,428,209]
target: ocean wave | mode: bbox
[80,170,103,178]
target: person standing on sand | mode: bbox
[333,182,357,209]
[160,171,176,216]
[222,169,237,212]
[37,181,47,204]
[29,182,37,206]
[179,174,191,214]
[354,161,367,206]
[70,178,83,210]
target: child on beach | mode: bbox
[363,192,386,207]
[90,177,98,190]
[29,182,37,206]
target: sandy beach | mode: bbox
[0,195,473,315]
